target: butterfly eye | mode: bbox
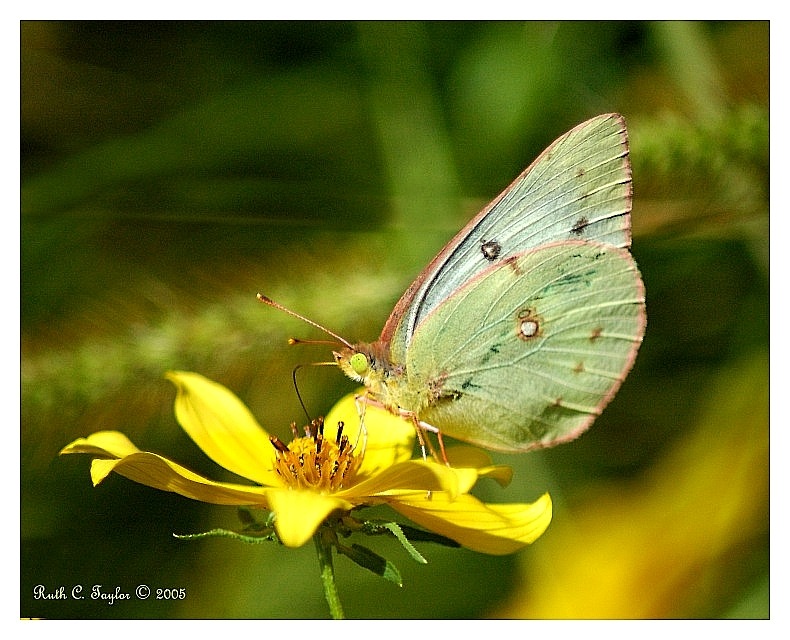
[350,353,369,375]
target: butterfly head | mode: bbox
[333,341,401,397]
[334,345,373,384]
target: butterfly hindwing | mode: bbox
[405,241,645,452]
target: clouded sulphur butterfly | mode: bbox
[261,113,646,453]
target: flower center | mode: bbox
[270,418,361,492]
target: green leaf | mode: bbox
[174,527,278,545]
[336,542,403,587]
[396,523,462,548]
[360,521,427,564]
[359,518,460,550]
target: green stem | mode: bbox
[314,530,345,619]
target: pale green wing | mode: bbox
[386,113,632,361]
[406,241,645,452]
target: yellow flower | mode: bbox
[60,371,551,553]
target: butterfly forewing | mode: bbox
[405,241,645,452]
[385,113,632,362]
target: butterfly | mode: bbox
[260,113,646,453]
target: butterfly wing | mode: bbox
[404,241,645,452]
[384,113,632,363]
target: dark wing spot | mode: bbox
[481,342,502,364]
[540,269,596,296]
[573,362,585,374]
[505,255,523,276]
[575,167,586,178]
[427,372,450,402]
[556,272,585,286]
[571,216,589,236]
[480,239,502,261]
[589,326,603,342]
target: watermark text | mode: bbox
[32,583,186,606]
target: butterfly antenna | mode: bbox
[288,337,343,347]
[289,360,339,421]
[291,364,313,422]
[257,293,354,349]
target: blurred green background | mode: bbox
[21,21,768,619]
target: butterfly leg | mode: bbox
[351,395,370,457]
[399,412,449,463]
[352,393,448,464]
[412,422,430,460]
[351,394,428,461]
[436,431,449,466]
[415,419,449,466]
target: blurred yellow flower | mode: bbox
[493,352,768,618]
[60,371,551,554]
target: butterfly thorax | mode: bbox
[333,341,431,416]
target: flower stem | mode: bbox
[314,530,345,619]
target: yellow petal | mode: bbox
[444,446,493,468]
[390,493,552,555]
[324,392,416,475]
[60,430,142,458]
[166,371,282,487]
[266,488,352,548]
[89,450,273,505]
[475,464,514,488]
[342,459,460,499]
[446,446,513,489]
